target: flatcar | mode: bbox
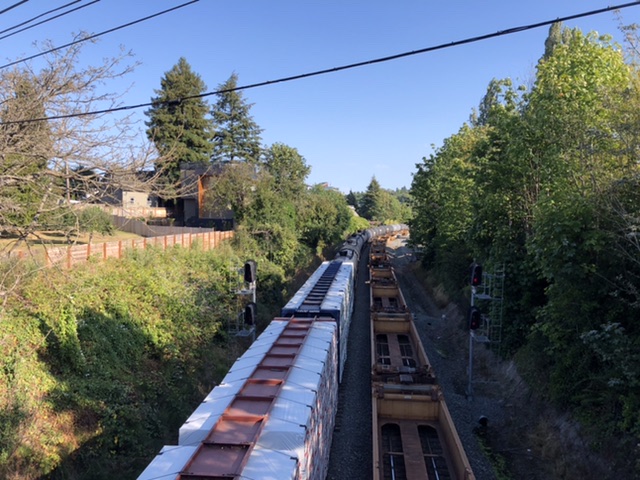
[138,225,408,480]
[369,236,475,480]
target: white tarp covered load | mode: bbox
[178,320,288,445]
[281,262,330,314]
[243,320,338,480]
[137,319,338,480]
[137,445,197,480]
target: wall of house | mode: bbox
[122,191,149,208]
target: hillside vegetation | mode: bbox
[410,24,640,476]
[0,239,301,479]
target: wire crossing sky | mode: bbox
[0,0,637,192]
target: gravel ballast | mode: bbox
[327,239,500,480]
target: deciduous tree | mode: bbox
[0,37,158,250]
[262,142,310,199]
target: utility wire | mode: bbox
[0,0,198,70]
[0,0,98,41]
[0,1,29,17]
[0,0,83,35]
[2,0,640,126]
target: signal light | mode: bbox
[244,260,257,283]
[469,307,482,330]
[470,263,482,287]
[244,302,256,326]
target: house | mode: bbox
[178,162,235,230]
[99,170,165,218]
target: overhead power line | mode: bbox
[2,0,640,126]
[0,0,99,41]
[0,0,199,70]
[0,1,29,17]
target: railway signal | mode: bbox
[469,307,482,330]
[470,263,482,287]
[244,260,257,283]
[244,302,256,326]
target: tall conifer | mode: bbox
[145,57,213,183]
[211,73,263,164]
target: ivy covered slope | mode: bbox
[0,243,290,479]
[410,24,640,474]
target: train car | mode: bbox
[370,236,475,480]
[139,316,338,480]
[138,225,409,480]
[281,259,354,382]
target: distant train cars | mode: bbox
[138,225,408,480]
[369,236,475,480]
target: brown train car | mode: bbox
[370,237,475,480]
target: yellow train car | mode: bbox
[370,237,475,480]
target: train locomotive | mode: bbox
[138,224,409,480]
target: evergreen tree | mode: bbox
[211,73,263,163]
[145,57,213,183]
[1,75,52,171]
[346,190,359,209]
[543,22,564,61]
[360,177,383,221]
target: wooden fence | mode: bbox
[9,231,234,269]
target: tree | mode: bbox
[359,177,383,221]
[211,73,263,164]
[542,22,571,61]
[262,143,310,198]
[0,74,54,233]
[360,177,411,223]
[60,205,115,243]
[145,57,214,184]
[346,190,359,209]
[410,124,484,290]
[0,37,160,250]
[298,186,352,252]
[203,161,258,222]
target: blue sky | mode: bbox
[1,1,638,193]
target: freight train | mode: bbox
[369,235,475,479]
[138,224,408,480]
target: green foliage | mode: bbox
[204,156,352,273]
[0,75,57,229]
[145,57,214,183]
[358,177,410,223]
[0,246,252,478]
[475,430,513,480]
[346,190,360,209]
[347,214,370,235]
[410,123,485,290]
[359,177,383,221]
[0,73,52,172]
[298,186,352,253]
[76,207,115,237]
[211,73,263,164]
[409,22,640,466]
[262,143,310,199]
